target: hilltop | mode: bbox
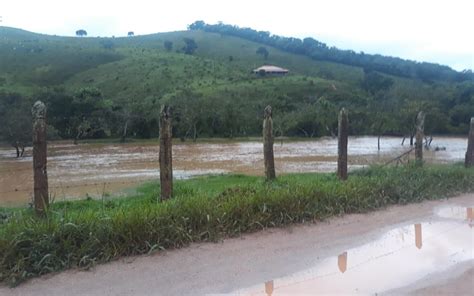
[0,24,473,144]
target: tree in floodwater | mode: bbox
[70,87,112,144]
[365,76,397,150]
[0,92,32,157]
[171,90,208,142]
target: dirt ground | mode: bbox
[1,193,472,295]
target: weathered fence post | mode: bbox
[466,117,474,167]
[337,108,349,180]
[415,111,425,165]
[32,101,49,216]
[159,105,173,200]
[263,105,276,180]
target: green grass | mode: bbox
[1,164,473,286]
[0,27,361,98]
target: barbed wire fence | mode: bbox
[0,177,159,196]
[1,103,471,214]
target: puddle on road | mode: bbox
[435,205,474,228]
[436,205,473,220]
[0,136,467,205]
[235,206,474,295]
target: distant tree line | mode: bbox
[188,21,473,83]
[2,76,472,147]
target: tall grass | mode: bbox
[0,164,473,286]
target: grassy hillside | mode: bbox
[0,26,473,143]
[0,28,362,95]
[0,27,122,92]
[62,30,364,101]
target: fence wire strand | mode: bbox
[0,176,159,195]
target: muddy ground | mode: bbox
[0,136,467,206]
[1,193,472,295]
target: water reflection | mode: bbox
[435,205,474,223]
[238,219,472,295]
[414,223,423,249]
[264,280,273,296]
[468,208,473,228]
[337,252,347,273]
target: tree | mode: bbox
[70,87,111,143]
[189,20,472,82]
[127,31,134,37]
[38,90,75,139]
[361,70,394,95]
[188,20,206,30]
[171,90,208,142]
[256,46,269,60]
[75,29,87,37]
[369,91,398,150]
[0,92,33,157]
[182,38,197,55]
[164,40,173,52]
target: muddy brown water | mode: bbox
[236,205,474,295]
[0,136,468,206]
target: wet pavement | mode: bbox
[0,136,468,206]
[236,205,473,295]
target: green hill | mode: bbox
[0,25,473,145]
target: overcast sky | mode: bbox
[1,0,473,70]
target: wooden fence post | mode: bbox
[466,117,474,167]
[32,101,49,216]
[415,111,425,165]
[159,105,173,200]
[263,105,276,180]
[337,108,349,180]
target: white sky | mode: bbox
[1,0,473,70]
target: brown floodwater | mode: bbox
[0,136,468,206]
[235,205,474,295]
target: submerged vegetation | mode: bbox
[1,164,473,285]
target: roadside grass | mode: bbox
[0,164,473,286]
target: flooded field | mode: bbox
[0,136,468,206]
